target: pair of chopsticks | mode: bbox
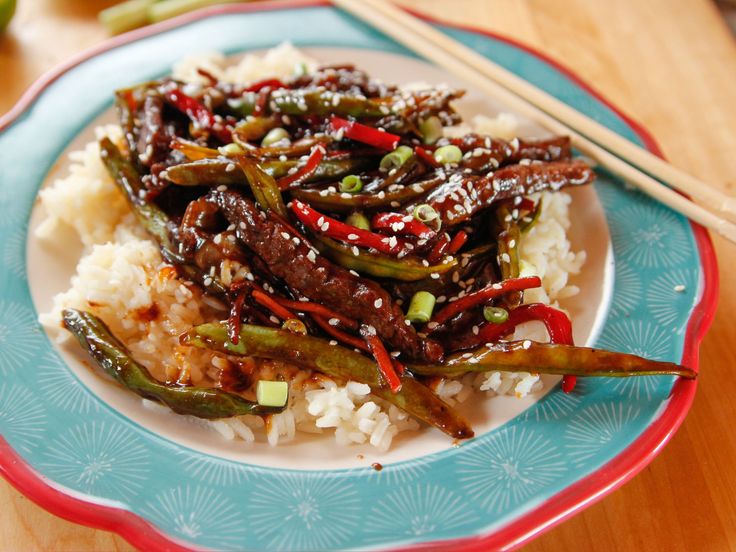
[334,0,736,244]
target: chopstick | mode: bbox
[333,0,736,244]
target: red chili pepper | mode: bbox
[329,116,400,151]
[447,231,468,255]
[312,315,368,352]
[414,146,440,168]
[431,276,542,326]
[244,78,286,93]
[561,375,577,393]
[291,200,407,255]
[475,303,573,345]
[251,289,296,321]
[274,297,358,330]
[362,329,402,393]
[371,212,436,240]
[277,145,326,190]
[427,234,450,264]
[393,360,406,376]
[166,87,232,143]
[472,302,577,391]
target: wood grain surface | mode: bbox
[1,0,735,550]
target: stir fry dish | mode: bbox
[59,61,695,441]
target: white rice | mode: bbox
[37,45,584,450]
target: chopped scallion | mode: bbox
[256,380,289,407]
[419,116,443,145]
[379,145,413,172]
[406,291,436,323]
[219,143,244,156]
[413,204,441,231]
[345,212,371,231]
[261,127,290,147]
[339,174,363,194]
[483,306,509,324]
[282,318,307,335]
[433,145,462,165]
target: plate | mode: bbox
[0,2,718,550]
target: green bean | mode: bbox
[409,341,696,379]
[181,322,473,438]
[63,310,281,418]
[164,157,372,187]
[313,236,457,282]
[291,174,445,213]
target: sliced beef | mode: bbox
[210,189,443,363]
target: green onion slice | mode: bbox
[261,127,290,147]
[219,143,244,156]
[345,212,371,231]
[483,306,509,324]
[419,116,443,145]
[413,204,441,231]
[256,380,289,407]
[379,145,413,172]
[339,174,363,194]
[433,145,462,165]
[406,291,436,323]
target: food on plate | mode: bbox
[39,45,694,451]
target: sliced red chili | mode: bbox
[312,315,368,352]
[329,115,400,151]
[371,212,436,240]
[427,234,451,264]
[251,289,296,321]
[473,302,576,391]
[447,230,468,255]
[277,145,326,190]
[474,303,572,344]
[291,200,407,255]
[431,276,542,326]
[414,146,440,168]
[362,329,402,393]
[244,78,287,93]
[166,87,232,143]
[274,297,359,330]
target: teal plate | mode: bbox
[0,2,718,550]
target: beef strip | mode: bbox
[210,189,444,363]
[409,159,595,227]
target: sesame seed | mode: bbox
[329,340,338,346]
[674,284,686,292]
[522,340,532,349]
[374,298,383,308]
[349,270,359,277]
[280,232,290,239]
[472,325,479,335]
[307,250,317,262]
[430,272,440,279]
[328,318,340,326]
[347,234,359,240]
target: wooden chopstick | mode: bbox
[333,0,736,244]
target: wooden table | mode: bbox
[1,0,735,550]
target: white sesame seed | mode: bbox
[674,284,686,292]
[430,272,440,279]
[307,250,317,263]
[374,298,383,308]
[328,318,340,326]
[280,232,290,239]
[347,233,359,240]
[522,340,532,349]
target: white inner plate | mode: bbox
[27,48,613,470]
